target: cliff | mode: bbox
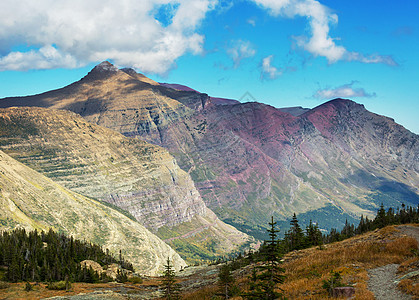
[0,107,250,262]
[0,149,185,275]
[1,62,417,237]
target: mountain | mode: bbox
[0,106,250,262]
[1,61,417,237]
[0,148,185,276]
[159,82,240,106]
[278,106,310,116]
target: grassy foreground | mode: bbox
[182,225,418,299]
[1,225,417,299]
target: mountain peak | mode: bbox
[94,61,119,72]
[325,98,363,107]
[306,98,365,115]
[80,61,121,82]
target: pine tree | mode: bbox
[243,216,285,300]
[287,213,305,250]
[6,251,21,282]
[218,264,235,299]
[305,220,323,247]
[161,257,180,300]
[0,228,128,283]
[375,203,387,228]
[356,215,366,234]
[341,219,355,239]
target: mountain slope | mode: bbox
[0,107,250,262]
[0,61,200,142]
[0,149,185,276]
[1,62,417,237]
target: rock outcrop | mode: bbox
[0,149,185,275]
[0,106,250,261]
[1,62,417,237]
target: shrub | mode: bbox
[322,271,344,296]
[24,281,33,291]
[128,276,143,284]
[116,270,129,283]
[47,281,67,290]
[0,281,10,289]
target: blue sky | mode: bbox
[0,0,418,133]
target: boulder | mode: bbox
[80,260,103,274]
[332,287,355,298]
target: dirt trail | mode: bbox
[367,225,419,300]
[368,264,411,300]
[397,225,419,244]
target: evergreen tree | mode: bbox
[325,228,341,243]
[341,219,355,239]
[356,215,367,234]
[218,264,235,299]
[305,220,323,247]
[0,228,132,283]
[116,269,128,283]
[374,203,387,228]
[161,257,180,300]
[243,216,285,300]
[287,213,305,251]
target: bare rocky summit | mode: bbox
[0,61,417,237]
[0,107,250,262]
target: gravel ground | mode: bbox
[368,264,411,300]
[397,225,419,244]
[367,225,419,300]
[46,291,128,299]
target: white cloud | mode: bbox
[251,0,396,66]
[227,40,256,68]
[0,46,83,71]
[313,82,376,99]
[345,52,398,66]
[261,55,280,79]
[247,18,256,26]
[0,0,217,73]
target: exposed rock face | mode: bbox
[0,149,185,275]
[0,107,250,261]
[278,106,310,116]
[79,261,131,280]
[0,61,194,145]
[1,62,417,236]
[0,107,205,229]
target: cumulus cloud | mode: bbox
[313,82,376,99]
[0,46,81,71]
[227,40,256,68]
[0,0,217,73]
[251,0,397,66]
[260,55,280,79]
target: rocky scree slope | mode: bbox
[0,107,250,261]
[1,62,417,236]
[0,149,185,275]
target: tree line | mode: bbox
[210,203,419,300]
[265,203,419,254]
[325,203,419,244]
[0,228,133,283]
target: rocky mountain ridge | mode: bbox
[0,61,417,237]
[0,106,250,262]
[0,148,185,275]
